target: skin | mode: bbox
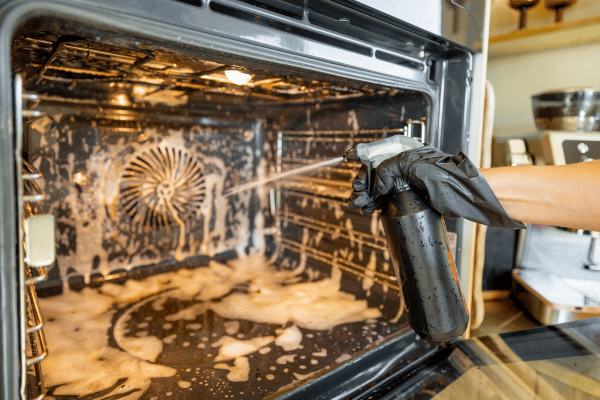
[480,160,600,231]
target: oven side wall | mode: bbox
[0,6,27,400]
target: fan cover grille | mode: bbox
[120,146,206,229]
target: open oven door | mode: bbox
[279,316,600,399]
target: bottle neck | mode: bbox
[382,184,431,218]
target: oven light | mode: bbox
[225,70,252,85]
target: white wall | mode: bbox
[487,42,600,137]
[354,0,442,35]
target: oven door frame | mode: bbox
[0,1,490,398]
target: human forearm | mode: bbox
[480,161,600,231]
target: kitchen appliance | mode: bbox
[9,0,584,399]
[493,88,600,167]
[532,88,600,132]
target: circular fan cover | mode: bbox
[120,146,206,229]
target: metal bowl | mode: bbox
[532,88,600,132]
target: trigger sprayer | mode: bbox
[344,135,469,342]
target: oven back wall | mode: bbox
[28,107,264,286]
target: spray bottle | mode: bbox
[344,135,469,342]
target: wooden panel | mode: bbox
[488,17,600,59]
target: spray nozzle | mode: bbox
[343,148,359,162]
[344,134,424,193]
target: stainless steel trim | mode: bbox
[22,173,42,180]
[512,269,600,325]
[25,267,47,286]
[17,77,49,400]
[406,120,427,143]
[21,110,42,118]
[22,194,46,203]
[14,72,27,400]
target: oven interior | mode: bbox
[10,8,470,400]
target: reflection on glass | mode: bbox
[433,319,600,399]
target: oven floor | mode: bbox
[120,305,396,399]
[38,254,405,399]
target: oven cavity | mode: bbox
[9,12,448,400]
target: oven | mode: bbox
[0,1,492,399]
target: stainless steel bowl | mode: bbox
[532,88,600,132]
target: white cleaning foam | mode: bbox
[40,254,383,396]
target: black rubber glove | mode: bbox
[350,146,525,229]
[349,166,382,213]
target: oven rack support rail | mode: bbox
[15,74,55,400]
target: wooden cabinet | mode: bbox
[488,16,600,58]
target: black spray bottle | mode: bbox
[344,135,469,342]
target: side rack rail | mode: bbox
[15,74,55,400]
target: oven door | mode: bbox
[279,317,600,399]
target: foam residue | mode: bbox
[275,325,303,351]
[100,277,165,304]
[165,304,207,321]
[362,251,378,296]
[163,334,177,344]
[224,320,240,336]
[111,293,169,364]
[212,335,275,361]
[40,254,386,397]
[118,336,164,362]
[153,297,168,311]
[335,354,352,363]
[210,265,381,330]
[178,380,192,389]
[312,349,327,357]
[251,157,269,252]
[276,355,296,365]
[292,372,314,382]
[214,357,250,382]
[39,289,176,398]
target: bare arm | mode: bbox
[480,160,600,231]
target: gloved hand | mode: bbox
[349,145,525,229]
[348,166,383,213]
